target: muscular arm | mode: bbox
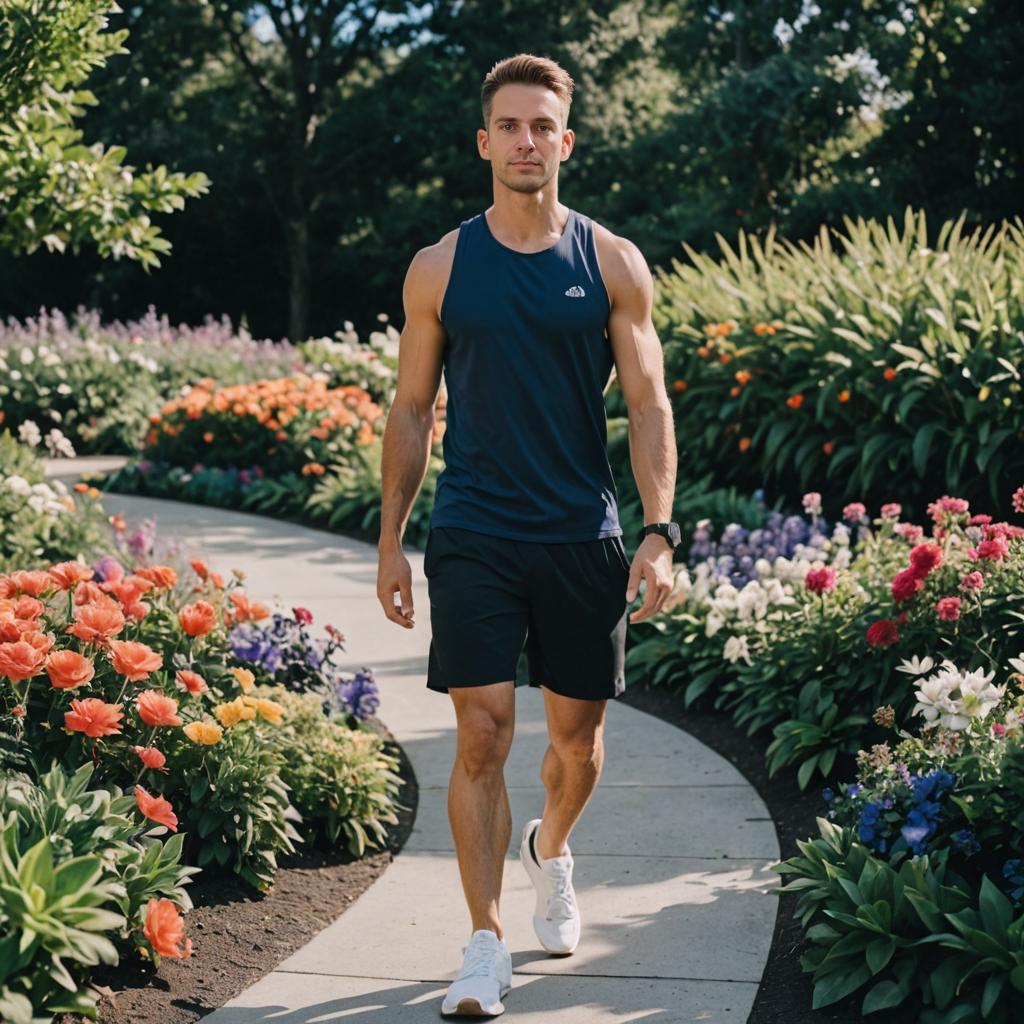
[598,229,677,534]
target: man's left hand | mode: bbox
[625,534,675,623]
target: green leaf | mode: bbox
[861,978,909,1013]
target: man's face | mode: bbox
[478,83,574,194]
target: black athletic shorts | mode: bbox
[424,525,631,701]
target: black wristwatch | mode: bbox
[639,522,682,548]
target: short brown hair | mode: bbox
[481,53,575,128]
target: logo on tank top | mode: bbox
[564,285,586,298]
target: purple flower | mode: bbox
[334,669,381,720]
[92,554,124,583]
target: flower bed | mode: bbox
[628,487,1024,791]
[0,526,401,1022]
[647,209,1024,519]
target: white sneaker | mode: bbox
[441,928,512,1017]
[519,818,581,954]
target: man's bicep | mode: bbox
[395,250,447,420]
[606,239,666,412]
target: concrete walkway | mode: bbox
[46,459,780,1023]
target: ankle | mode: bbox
[471,923,504,942]
[535,821,570,860]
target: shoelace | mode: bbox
[458,938,501,980]
[546,869,577,920]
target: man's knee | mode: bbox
[453,696,514,779]
[549,725,603,768]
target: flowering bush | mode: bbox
[647,209,1024,519]
[773,655,1024,1018]
[0,429,108,570]
[297,315,401,405]
[0,306,304,453]
[627,486,1024,789]
[229,606,382,722]
[0,759,200,1022]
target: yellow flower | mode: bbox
[213,698,257,727]
[230,666,255,692]
[183,720,223,745]
[255,698,286,725]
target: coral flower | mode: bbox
[0,641,47,681]
[134,786,178,832]
[48,561,95,591]
[46,649,96,690]
[179,600,218,637]
[738,437,751,452]
[135,565,178,589]
[936,597,961,622]
[143,898,192,959]
[734,370,752,385]
[66,602,126,645]
[673,379,687,392]
[136,690,183,727]
[190,559,210,581]
[183,720,223,745]
[65,697,124,737]
[6,570,52,597]
[175,669,208,695]
[822,441,834,455]
[883,367,897,381]
[786,394,803,409]
[131,745,167,770]
[838,389,850,403]
[108,639,163,681]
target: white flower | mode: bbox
[896,655,935,676]
[4,475,32,496]
[1009,656,1024,676]
[19,346,34,365]
[43,428,75,459]
[723,634,753,665]
[705,611,725,639]
[17,420,41,447]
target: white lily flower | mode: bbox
[723,634,753,665]
[1009,656,1024,676]
[896,655,935,676]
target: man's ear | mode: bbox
[477,127,490,161]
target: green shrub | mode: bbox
[652,208,1024,519]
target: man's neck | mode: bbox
[487,190,568,249]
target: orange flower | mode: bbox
[275,430,288,441]
[183,719,223,745]
[786,394,804,410]
[838,389,851,403]
[48,561,94,591]
[738,437,752,452]
[6,570,52,597]
[0,641,46,682]
[135,565,178,589]
[108,639,163,681]
[73,482,90,493]
[67,603,126,645]
[64,697,124,737]
[696,346,711,359]
[46,649,95,690]
[301,462,326,476]
[179,600,217,637]
[136,690,183,727]
[134,786,178,832]
[108,513,127,532]
[22,628,54,656]
[209,571,225,589]
[309,427,330,441]
[823,441,835,455]
[883,367,897,381]
[230,666,255,692]
[190,559,209,581]
[143,898,192,959]
[717,352,733,365]
[202,431,214,443]
[734,370,752,385]
[728,386,740,397]
[175,669,208,695]
[131,745,167,770]
[753,322,769,336]
[672,379,688,392]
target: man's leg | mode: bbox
[448,680,516,940]
[535,687,607,859]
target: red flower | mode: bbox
[909,543,943,578]
[804,567,837,595]
[891,568,924,603]
[293,606,314,625]
[978,537,1010,561]
[867,619,900,648]
[936,596,961,622]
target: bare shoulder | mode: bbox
[590,219,653,306]
[404,227,460,320]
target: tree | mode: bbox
[0,0,209,267]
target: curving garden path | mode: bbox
[47,458,781,1023]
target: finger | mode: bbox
[398,579,415,623]
[626,565,642,603]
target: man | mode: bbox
[376,52,679,1018]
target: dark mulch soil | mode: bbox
[618,682,903,1024]
[54,718,418,1024]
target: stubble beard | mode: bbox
[495,160,556,194]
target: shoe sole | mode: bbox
[519,819,579,955]
[441,996,505,1017]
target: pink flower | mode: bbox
[804,567,837,594]
[978,537,1010,561]
[926,495,969,522]
[802,492,822,516]
[292,606,313,625]
[936,596,961,622]
[891,568,925,603]
[866,619,900,648]
[843,502,867,523]
[992,722,1007,738]
[959,571,984,592]
[1013,486,1024,515]
[896,523,924,543]
[909,543,943,578]
[969,514,992,526]
[881,503,902,520]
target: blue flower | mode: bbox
[821,787,834,803]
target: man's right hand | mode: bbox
[378,547,416,628]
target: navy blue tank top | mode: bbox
[430,207,622,542]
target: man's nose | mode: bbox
[515,128,536,150]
